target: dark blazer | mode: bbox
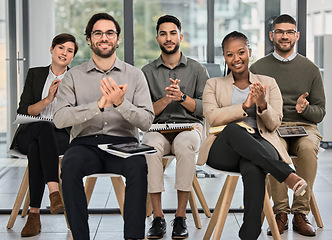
[10,66,69,150]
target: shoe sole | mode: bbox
[50,207,65,214]
[171,235,188,239]
[267,224,288,236]
[21,229,41,237]
[293,225,316,236]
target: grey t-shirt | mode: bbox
[231,85,257,128]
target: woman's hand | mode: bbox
[46,79,61,103]
[243,90,255,111]
[250,82,267,111]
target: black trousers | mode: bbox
[207,123,294,240]
[61,135,147,240]
[16,121,69,208]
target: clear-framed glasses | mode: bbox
[272,29,297,36]
[91,30,118,39]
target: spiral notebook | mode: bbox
[12,114,52,124]
[148,123,194,133]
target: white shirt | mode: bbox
[40,68,67,119]
[272,50,297,62]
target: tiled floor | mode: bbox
[0,149,331,239]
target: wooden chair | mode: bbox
[203,165,281,240]
[146,155,211,229]
[83,173,125,216]
[6,150,69,229]
[287,149,324,228]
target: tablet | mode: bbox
[277,126,308,138]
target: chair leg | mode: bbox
[263,188,281,240]
[192,175,211,218]
[84,177,97,206]
[21,189,30,217]
[310,192,324,228]
[111,176,126,218]
[188,190,202,229]
[203,176,238,240]
[7,166,29,229]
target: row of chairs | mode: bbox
[7,148,324,239]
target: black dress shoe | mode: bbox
[147,217,166,239]
[171,217,188,239]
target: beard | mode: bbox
[274,40,295,53]
[160,42,180,55]
[91,40,117,58]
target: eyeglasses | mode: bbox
[91,30,118,39]
[272,29,297,36]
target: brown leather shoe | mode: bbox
[49,191,65,214]
[267,212,288,235]
[21,212,41,237]
[293,213,316,236]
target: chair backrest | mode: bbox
[202,63,222,78]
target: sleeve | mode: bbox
[113,70,155,131]
[300,68,326,123]
[256,77,283,132]
[203,79,248,127]
[53,70,101,129]
[192,64,209,117]
[17,69,35,115]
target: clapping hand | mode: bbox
[46,79,61,102]
[296,92,309,113]
[165,78,182,101]
[98,77,127,109]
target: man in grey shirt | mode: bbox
[142,15,209,239]
[53,13,154,240]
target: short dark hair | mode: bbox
[85,13,121,41]
[221,31,249,53]
[52,33,79,56]
[272,14,297,29]
[156,15,181,34]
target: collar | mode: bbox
[272,51,297,62]
[155,52,187,69]
[224,71,258,85]
[48,67,67,79]
[86,57,123,73]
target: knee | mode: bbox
[296,140,319,158]
[125,156,147,179]
[241,160,266,182]
[39,121,55,133]
[61,151,83,181]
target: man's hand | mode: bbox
[98,77,127,109]
[296,92,309,113]
[165,78,182,101]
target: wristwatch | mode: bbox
[177,93,187,103]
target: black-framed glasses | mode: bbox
[272,29,297,36]
[91,30,118,39]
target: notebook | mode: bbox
[12,114,52,124]
[148,123,194,134]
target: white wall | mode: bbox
[28,0,55,67]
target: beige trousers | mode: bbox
[142,123,203,193]
[269,122,322,215]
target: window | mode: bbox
[133,0,207,68]
[54,0,124,66]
